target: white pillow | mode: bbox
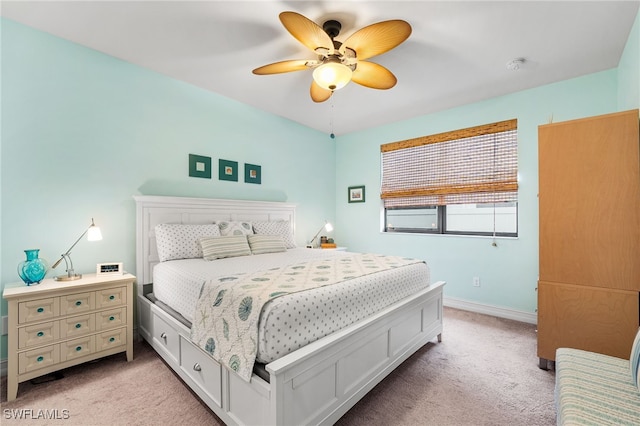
[155,223,220,262]
[247,234,287,255]
[216,221,254,236]
[252,220,296,248]
[200,235,252,260]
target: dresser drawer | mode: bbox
[61,335,95,362]
[97,328,126,352]
[153,313,180,363]
[18,298,59,324]
[96,286,126,309]
[96,307,126,331]
[180,336,222,408]
[60,314,95,339]
[19,345,60,374]
[19,321,60,349]
[61,292,95,315]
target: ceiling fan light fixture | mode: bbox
[312,59,352,91]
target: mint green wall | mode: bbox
[0,19,336,358]
[618,10,640,110]
[335,69,622,315]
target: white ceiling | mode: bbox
[2,1,639,135]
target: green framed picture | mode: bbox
[219,159,238,182]
[244,163,261,184]
[188,154,211,179]
[348,185,365,203]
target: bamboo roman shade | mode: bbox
[381,119,518,207]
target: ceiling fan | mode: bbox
[252,11,412,103]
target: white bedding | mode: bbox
[153,248,431,363]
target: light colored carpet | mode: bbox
[0,307,556,425]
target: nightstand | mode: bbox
[2,273,135,401]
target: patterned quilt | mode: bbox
[190,253,424,381]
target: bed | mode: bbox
[134,195,445,425]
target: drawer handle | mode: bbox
[37,307,44,313]
[160,332,167,340]
[75,346,82,352]
[75,323,82,329]
[193,363,202,372]
[109,295,115,300]
[109,316,115,321]
[109,337,115,343]
[37,356,44,362]
[37,331,44,337]
[75,301,82,306]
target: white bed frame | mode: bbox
[134,195,444,426]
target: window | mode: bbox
[381,119,518,237]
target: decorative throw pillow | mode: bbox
[155,223,220,262]
[252,220,296,248]
[216,221,254,236]
[247,234,287,255]
[630,327,640,389]
[200,235,252,260]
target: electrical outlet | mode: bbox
[473,277,480,287]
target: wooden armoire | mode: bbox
[537,109,640,369]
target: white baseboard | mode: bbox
[444,296,537,324]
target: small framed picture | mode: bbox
[219,159,238,182]
[188,154,212,179]
[244,163,261,184]
[348,185,365,203]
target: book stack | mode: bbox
[320,243,337,249]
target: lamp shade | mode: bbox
[312,61,352,91]
[87,224,103,241]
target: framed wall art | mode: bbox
[219,159,238,182]
[348,185,365,203]
[244,163,261,184]
[188,154,212,179]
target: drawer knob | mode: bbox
[37,307,44,313]
[109,337,115,343]
[76,346,82,352]
[193,363,202,372]
[75,323,82,329]
[109,295,115,300]
[37,356,44,362]
[109,316,115,321]
[160,332,167,340]
[37,331,44,337]
[75,301,82,306]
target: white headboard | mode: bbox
[133,195,296,297]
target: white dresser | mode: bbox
[3,273,135,401]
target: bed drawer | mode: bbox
[180,336,222,408]
[153,313,180,363]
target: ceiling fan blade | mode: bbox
[252,60,310,75]
[280,11,334,54]
[340,20,411,60]
[310,80,333,103]
[352,61,398,89]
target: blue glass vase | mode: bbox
[18,249,49,285]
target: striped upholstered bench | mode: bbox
[555,328,640,425]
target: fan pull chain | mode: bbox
[329,98,336,139]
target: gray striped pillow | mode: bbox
[247,234,287,255]
[200,235,251,260]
